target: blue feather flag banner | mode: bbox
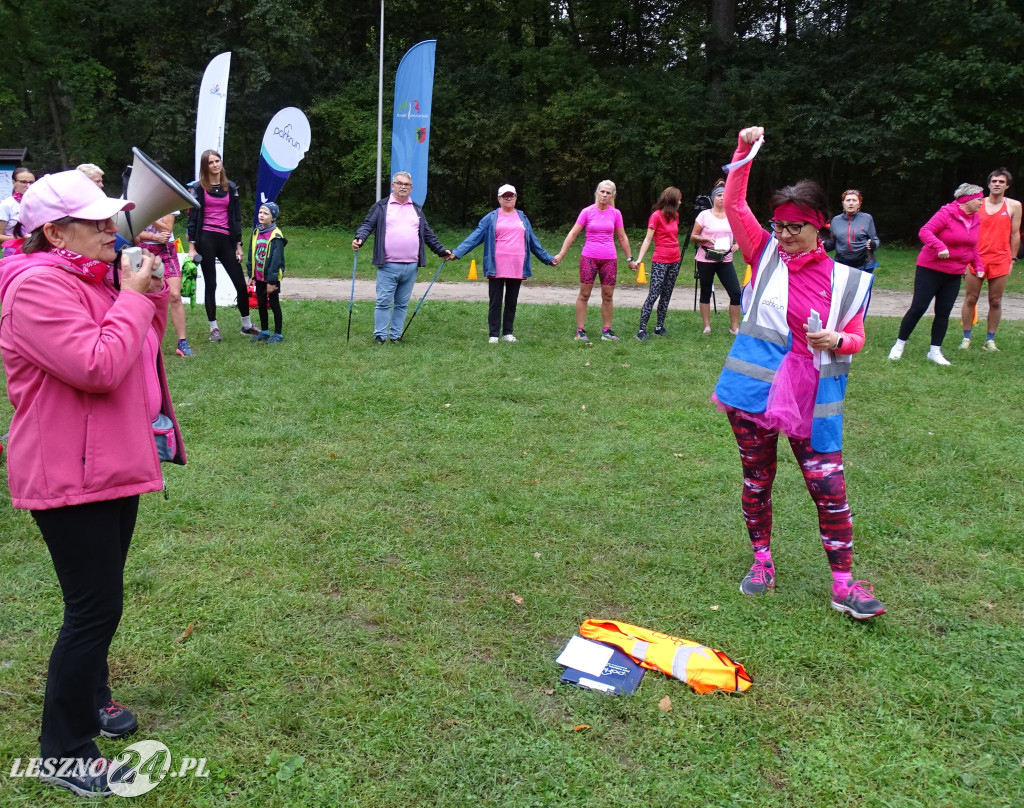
[390,40,436,206]
[253,107,311,226]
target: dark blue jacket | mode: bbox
[453,209,553,278]
[354,197,447,269]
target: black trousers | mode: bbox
[488,278,522,337]
[696,260,742,305]
[255,280,282,334]
[897,266,962,344]
[31,496,138,759]
[197,230,249,321]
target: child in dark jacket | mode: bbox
[247,202,288,343]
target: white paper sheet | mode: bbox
[556,635,614,677]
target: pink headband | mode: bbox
[772,202,827,230]
[957,192,983,203]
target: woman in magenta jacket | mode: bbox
[0,171,185,797]
[888,183,984,365]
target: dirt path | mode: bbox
[281,278,1024,321]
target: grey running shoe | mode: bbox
[739,559,775,596]
[831,580,886,620]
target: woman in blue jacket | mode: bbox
[452,185,559,342]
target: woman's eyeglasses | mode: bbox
[769,220,811,236]
[14,179,33,185]
[70,218,114,232]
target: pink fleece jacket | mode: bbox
[916,201,983,275]
[723,132,865,356]
[0,252,185,510]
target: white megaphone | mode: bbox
[112,147,199,243]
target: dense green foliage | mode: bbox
[2,0,1023,236]
[2,303,1023,805]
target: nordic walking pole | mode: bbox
[346,251,358,342]
[400,259,448,340]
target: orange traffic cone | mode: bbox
[637,262,647,283]
[973,304,978,325]
[468,259,478,280]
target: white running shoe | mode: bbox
[502,334,518,342]
[488,336,499,344]
[926,348,951,366]
[888,342,904,360]
[983,339,999,352]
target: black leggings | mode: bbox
[32,497,139,759]
[696,260,742,305]
[197,230,249,321]
[897,266,963,344]
[488,278,522,337]
[256,280,282,334]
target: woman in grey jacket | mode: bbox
[826,190,879,271]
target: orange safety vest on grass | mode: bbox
[580,619,753,694]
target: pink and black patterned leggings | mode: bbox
[727,410,852,572]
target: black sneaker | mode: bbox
[241,324,261,336]
[98,699,138,739]
[600,328,620,341]
[373,335,386,344]
[574,329,590,343]
[40,757,122,797]
[635,329,649,341]
[654,325,668,336]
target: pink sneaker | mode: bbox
[831,580,886,620]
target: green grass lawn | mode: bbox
[1,301,1022,807]
[207,224,1024,299]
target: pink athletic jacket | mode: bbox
[916,201,983,275]
[0,252,185,510]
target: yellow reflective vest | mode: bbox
[580,619,753,694]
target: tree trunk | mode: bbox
[46,81,69,170]
[708,0,736,101]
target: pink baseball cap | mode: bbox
[19,170,135,234]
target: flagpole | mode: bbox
[376,0,384,201]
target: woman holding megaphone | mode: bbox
[0,170,185,796]
[186,150,260,341]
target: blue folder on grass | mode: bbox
[558,636,645,696]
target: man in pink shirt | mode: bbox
[352,171,453,342]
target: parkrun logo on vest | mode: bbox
[397,99,429,120]
[273,123,304,153]
[760,295,785,310]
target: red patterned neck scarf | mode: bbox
[48,247,111,284]
[12,191,23,202]
[778,238,829,274]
